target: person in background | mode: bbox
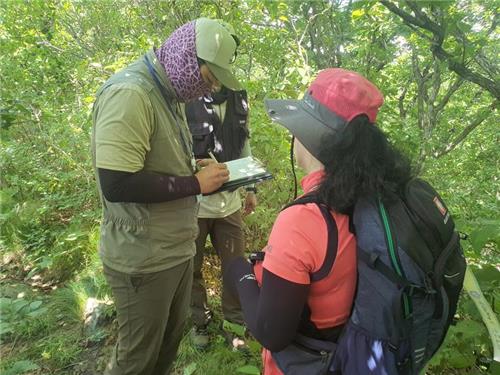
[185,81,256,350]
[226,69,412,374]
[91,18,239,375]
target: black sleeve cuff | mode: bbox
[224,257,254,294]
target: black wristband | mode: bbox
[246,186,257,194]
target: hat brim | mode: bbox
[206,62,241,91]
[264,98,346,162]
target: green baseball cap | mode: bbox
[195,18,241,90]
[217,19,240,46]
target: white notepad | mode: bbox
[207,156,272,194]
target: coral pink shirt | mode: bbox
[253,170,357,375]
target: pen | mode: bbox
[208,151,218,163]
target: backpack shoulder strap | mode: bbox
[282,193,321,209]
[283,194,338,282]
[284,194,343,340]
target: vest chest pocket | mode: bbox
[234,91,248,116]
[190,122,215,159]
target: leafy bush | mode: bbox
[2,360,40,375]
[0,296,48,341]
[429,265,499,373]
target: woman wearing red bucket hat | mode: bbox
[225,68,414,374]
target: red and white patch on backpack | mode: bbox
[433,196,449,224]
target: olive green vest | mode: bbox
[91,50,199,274]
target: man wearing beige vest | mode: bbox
[91,18,240,375]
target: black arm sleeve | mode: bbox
[98,168,201,203]
[225,257,309,352]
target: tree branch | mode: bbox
[435,76,464,115]
[412,50,426,132]
[434,101,498,158]
[398,84,409,119]
[432,45,500,100]
[405,0,444,44]
[429,56,441,105]
[381,0,500,100]
[380,0,427,31]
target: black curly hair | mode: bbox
[316,114,413,214]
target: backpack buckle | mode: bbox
[397,356,411,371]
[407,285,418,296]
[368,253,379,268]
[423,275,437,294]
[406,283,435,296]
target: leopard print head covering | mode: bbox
[155,21,210,102]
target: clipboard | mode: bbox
[207,156,273,194]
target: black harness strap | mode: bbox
[283,194,344,341]
[282,193,339,282]
[312,203,339,282]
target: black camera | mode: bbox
[248,251,265,264]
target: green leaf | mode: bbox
[246,339,261,354]
[451,319,485,339]
[473,265,500,284]
[222,320,246,337]
[4,360,40,375]
[65,233,79,241]
[430,0,454,9]
[236,365,261,375]
[28,307,48,317]
[470,224,499,253]
[0,322,14,336]
[0,297,12,311]
[447,350,476,368]
[29,300,43,311]
[183,362,197,375]
[352,9,365,19]
[490,361,500,374]
[12,299,30,314]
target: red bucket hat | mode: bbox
[265,68,384,163]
